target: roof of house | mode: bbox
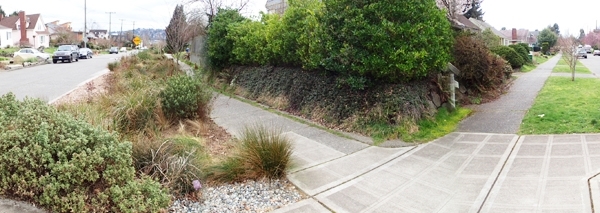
[500,29,530,40]
[90,29,107,33]
[469,18,509,39]
[0,13,41,30]
[452,15,480,31]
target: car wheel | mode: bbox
[52,60,57,64]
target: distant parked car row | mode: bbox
[109,47,128,54]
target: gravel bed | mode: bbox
[169,179,304,213]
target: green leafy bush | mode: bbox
[160,74,213,121]
[206,8,248,69]
[509,44,531,63]
[0,93,169,212]
[318,0,453,82]
[492,46,525,68]
[453,34,509,94]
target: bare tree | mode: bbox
[187,0,250,24]
[558,36,578,81]
[436,0,473,19]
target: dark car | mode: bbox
[52,45,80,63]
[109,47,119,54]
[79,48,93,59]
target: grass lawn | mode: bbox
[535,55,549,65]
[552,58,591,74]
[519,77,600,134]
[520,55,551,72]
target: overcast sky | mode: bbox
[483,0,599,36]
[3,0,595,36]
[0,0,268,32]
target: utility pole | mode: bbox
[132,21,135,39]
[120,19,124,45]
[106,12,115,40]
[84,0,87,48]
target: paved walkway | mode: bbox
[457,55,561,134]
[211,53,600,212]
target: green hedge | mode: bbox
[492,46,525,68]
[509,44,531,63]
[207,0,453,83]
[0,93,169,212]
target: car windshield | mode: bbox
[57,46,71,51]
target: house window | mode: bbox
[37,24,41,30]
[40,36,44,44]
[6,32,10,40]
[17,24,20,30]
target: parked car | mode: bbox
[119,47,127,52]
[109,47,119,54]
[577,49,588,59]
[594,50,600,56]
[13,48,50,60]
[52,45,80,63]
[79,48,93,59]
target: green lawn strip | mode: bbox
[552,59,591,74]
[520,64,536,72]
[535,55,549,65]
[519,77,600,134]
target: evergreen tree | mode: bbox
[464,0,484,20]
[0,6,5,17]
[165,4,188,61]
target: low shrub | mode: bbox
[112,87,161,133]
[160,74,213,121]
[0,93,170,212]
[492,46,525,68]
[453,34,508,94]
[209,125,292,181]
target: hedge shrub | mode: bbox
[206,8,248,69]
[492,46,525,68]
[453,34,509,94]
[318,0,453,82]
[509,44,531,63]
[0,93,169,212]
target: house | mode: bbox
[266,0,288,14]
[500,28,531,45]
[0,11,50,48]
[89,29,108,39]
[0,18,11,48]
[469,18,510,46]
[453,15,480,32]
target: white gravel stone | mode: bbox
[169,179,304,213]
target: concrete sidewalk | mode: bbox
[457,55,561,134]
[212,90,600,212]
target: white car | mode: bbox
[119,47,127,52]
[13,48,50,60]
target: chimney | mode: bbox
[19,11,29,45]
[512,28,517,41]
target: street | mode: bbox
[578,53,600,77]
[0,53,126,103]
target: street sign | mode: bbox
[133,36,141,46]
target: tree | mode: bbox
[165,4,190,64]
[464,0,484,20]
[551,23,560,35]
[579,29,585,41]
[478,28,500,49]
[583,31,600,48]
[206,8,247,68]
[0,6,6,17]
[501,27,506,30]
[189,0,250,25]
[436,0,473,19]
[538,27,558,51]
[557,36,578,81]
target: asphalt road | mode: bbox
[0,52,127,103]
[578,52,600,77]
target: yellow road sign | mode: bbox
[133,36,141,45]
